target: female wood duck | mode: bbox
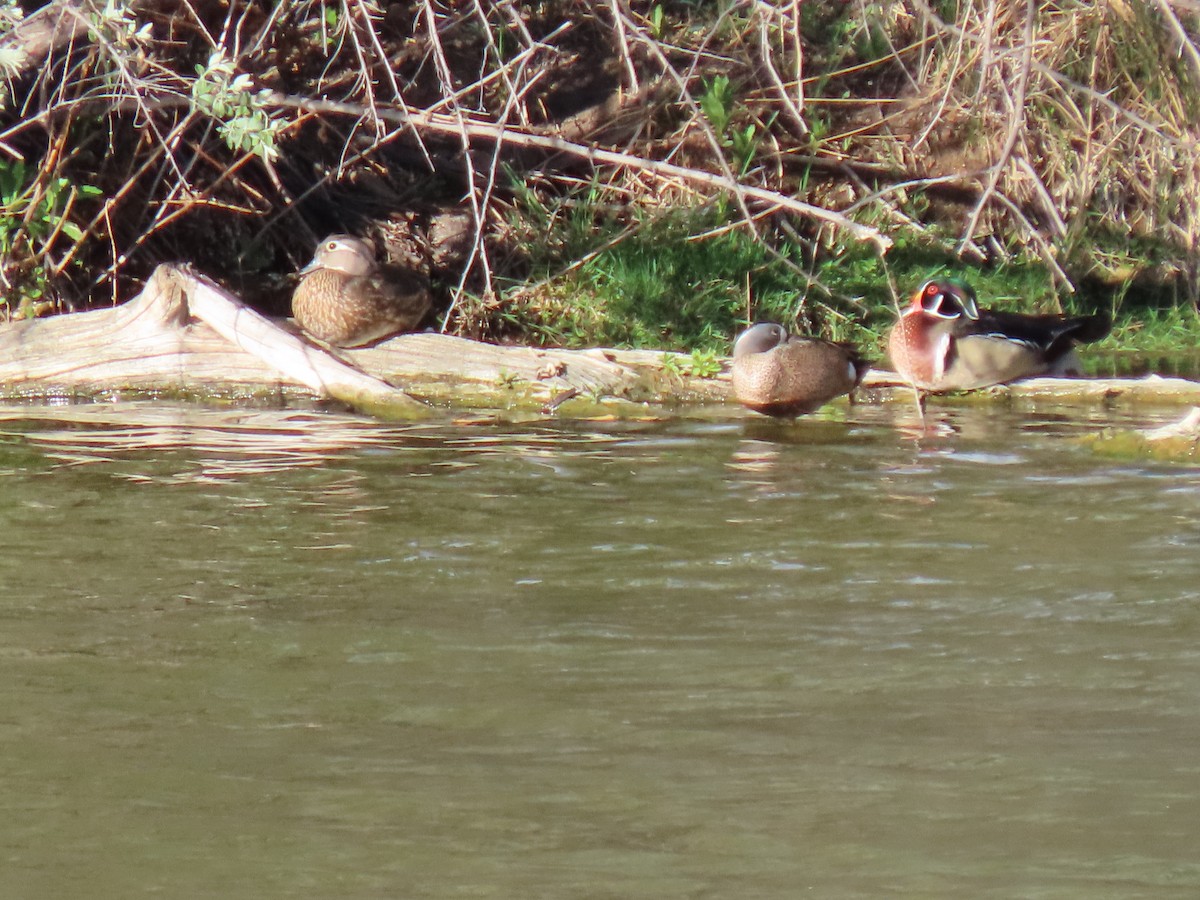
[731,323,869,416]
[292,234,431,347]
[887,279,1110,392]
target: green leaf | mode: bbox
[699,75,731,135]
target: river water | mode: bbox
[0,401,1197,897]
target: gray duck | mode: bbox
[731,323,868,416]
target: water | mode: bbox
[0,401,1198,898]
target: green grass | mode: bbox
[491,192,1200,363]
[1107,305,1200,354]
[500,200,820,350]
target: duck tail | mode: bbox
[1064,312,1111,345]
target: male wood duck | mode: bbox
[731,322,869,416]
[292,234,431,347]
[887,278,1110,392]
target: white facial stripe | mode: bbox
[924,294,961,319]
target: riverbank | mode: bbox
[2,263,1198,424]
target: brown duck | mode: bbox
[731,323,869,417]
[292,234,431,347]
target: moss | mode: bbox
[1080,430,1200,464]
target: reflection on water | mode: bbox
[0,401,1198,897]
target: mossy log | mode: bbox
[1079,407,1200,463]
[0,264,726,417]
[859,370,1200,408]
[1,263,1199,418]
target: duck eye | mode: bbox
[326,241,337,250]
[925,283,939,297]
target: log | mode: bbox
[1,263,1199,418]
[180,267,427,418]
[1080,406,1200,463]
[0,263,726,415]
[861,370,1200,406]
[1144,406,1200,440]
[0,264,427,418]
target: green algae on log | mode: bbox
[0,264,725,417]
[1080,407,1200,464]
[860,371,1200,408]
[1,264,1200,418]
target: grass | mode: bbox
[481,194,1200,366]
[1108,306,1200,355]
[495,200,814,351]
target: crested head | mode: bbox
[732,322,790,358]
[301,234,378,277]
[907,279,979,321]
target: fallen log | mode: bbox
[0,263,726,415]
[181,267,427,417]
[1,263,1199,418]
[0,264,427,418]
[860,370,1200,406]
[1080,406,1200,463]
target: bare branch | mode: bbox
[266,91,891,251]
[753,1,807,137]
[957,0,1037,253]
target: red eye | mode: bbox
[326,241,337,250]
[925,283,938,296]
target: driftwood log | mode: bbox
[862,371,1200,407]
[2,263,1200,419]
[1079,405,1200,463]
[0,264,728,418]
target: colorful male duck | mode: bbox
[731,323,869,416]
[293,234,431,347]
[887,279,1110,393]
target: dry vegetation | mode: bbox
[0,0,1197,349]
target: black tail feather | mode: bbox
[976,310,1111,352]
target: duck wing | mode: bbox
[972,311,1110,353]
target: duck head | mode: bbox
[905,279,980,321]
[732,322,790,358]
[301,234,378,277]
